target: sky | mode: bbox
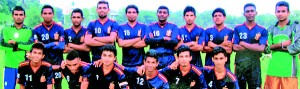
[40,0,300,16]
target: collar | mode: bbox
[275,20,291,26]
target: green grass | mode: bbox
[0,44,299,89]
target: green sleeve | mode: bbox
[0,27,13,51]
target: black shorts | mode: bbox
[235,59,261,89]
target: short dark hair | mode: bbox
[71,8,83,17]
[212,46,227,57]
[100,44,117,56]
[41,5,54,14]
[243,3,256,12]
[176,45,192,57]
[276,1,290,11]
[12,6,25,15]
[212,7,226,17]
[97,0,109,9]
[30,43,45,54]
[144,49,158,62]
[66,50,80,60]
[157,5,169,14]
[125,4,139,14]
[183,6,196,16]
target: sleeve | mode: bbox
[118,26,125,40]
[267,27,273,45]
[0,28,13,51]
[46,66,54,84]
[204,30,210,46]
[111,22,119,33]
[64,30,69,44]
[158,66,173,77]
[118,73,128,89]
[233,81,240,89]
[144,26,164,45]
[82,64,92,78]
[17,29,34,50]
[197,73,208,89]
[259,28,268,45]
[17,67,25,85]
[87,22,95,35]
[228,30,234,42]
[52,27,65,50]
[123,67,138,78]
[141,25,147,38]
[233,27,240,44]
[162,82,170,89]
[198,29,205,45]
[287,24,300,55]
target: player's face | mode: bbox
[41,8,54,23]
[213,12,226,26]
[178,51,192,67]
[126,8,138,22]
[30,48,45,63]
[275,6,290,22]
[144,57,158,72]
[101,51,116,66]
[71,12,83,27]
[12,10,25,25]
[66,58,81,73]
[184,11,196,25]
[97,3,109,19]
[243,6,257,22]
[157,9,169,23]
[212,53,227,69]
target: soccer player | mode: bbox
[0,6,33,89]
[233,3,268,89]
[204,8,233,69]
[160,45,207,89]
[116,49,169,89]
[85,0,118,62]
[203,46,239,89]
[60,50,89,89]
[176,6,205,68]
[117,5,147,67]
[264,1,300,88]
[17,43,53,89]
[81,44,128,89]
[64,8,91,63]
[145,5,179,69]
[33,5,65,89]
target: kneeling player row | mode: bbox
[18,43,238,89]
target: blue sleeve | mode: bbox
[52,42,65,50]
[118,26,125,40]
[87,22,94,35]
[259,28,268,45]
[204,30,210,46]
[123,67,138,78]
[198,29,205,45]
[234,81,240,89]
[111,22,119,33]
[163,82,170,89]
[228,30,234,42]
[233,27,240,44]
[46,66,54,84]
[44,42,56,48]
[158,66,172,77]
[118,73,128,89]
[82,64,92,78]
[198,73,208,89]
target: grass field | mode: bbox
[0,45,299,89]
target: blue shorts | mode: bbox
[4,67,18,89]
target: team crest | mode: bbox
[40,75,46,82]
[196,36,199,42]
[138,29,141,37]
[14,32,19,38]
[107,26,111,34]
[54,32,59,40]
[80,36,85,43]
[166,29,172,37]
[224,35,229,41]
[255,32,261,40]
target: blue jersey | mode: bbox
[145,22,179,54]
[65,27,90,63]
[203,66,239,89]
[124,67,169,89]
[118,22,146,67]
[205,26,233,66]
[159,64,207,89]
[87,19,118,61]
[178,25,205,67]
[33,22,65,65]
[233,23,268,63]
[82,63,128,89]
[17,61,53,89]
